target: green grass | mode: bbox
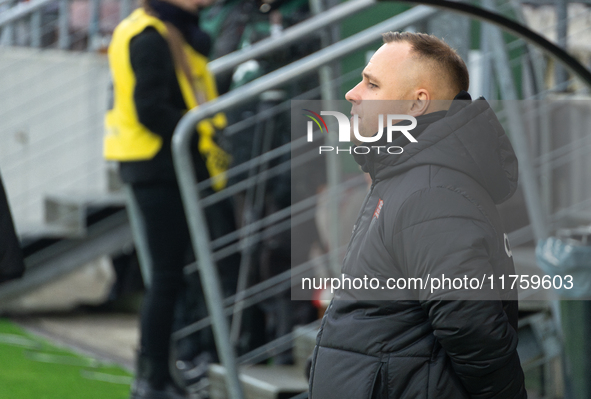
[0,318,133,399]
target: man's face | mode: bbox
[345,41,420,141]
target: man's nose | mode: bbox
[345,83,361,104]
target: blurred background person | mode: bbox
[103,0,239,397]
[201,0,322,363]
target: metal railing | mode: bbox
[0,0,374,51]
[170,3,591,398]
[2,0,591,397]
[172,5,438,398]
[0,0,132,49]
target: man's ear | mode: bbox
[409,89,430,117]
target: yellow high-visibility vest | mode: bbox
[104,8,228,190]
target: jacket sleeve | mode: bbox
[129,28,185,141]
[392,187,526,399]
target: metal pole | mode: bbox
[88,0,100,51]
[0,23,13,46]
[172,7,438,399]
[507,0,555,219]
[173,126,245,399]
[309,0,341,277]
[58,0,69,50]
[0,0,16,46]
[479,21,493,100]
[554,0,568,89]
[483,0,550,241]
[569,107,583,206]
[230,98,279,345]
[30,10,41,47]
[539,99,553,214]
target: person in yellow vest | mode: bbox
[104,0,239,397]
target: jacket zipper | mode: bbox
[342,180,376,264]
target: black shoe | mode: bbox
[175,352,212,388]
[131,353,187,399]
[130,378,187,399]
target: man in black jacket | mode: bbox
[308,32,526,398]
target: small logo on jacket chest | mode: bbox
[504,233,513,257]
[372,199,384,220]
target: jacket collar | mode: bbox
[352,110,446,180]
[352,91,519,204]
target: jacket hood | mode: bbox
[359,93,519,204]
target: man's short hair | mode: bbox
[382,31,469,94]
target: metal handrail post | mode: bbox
[309,0,341,278]
[479,20,493,99]
[0,22,13,46]
[58,0,69,49]
[172,118,246,399]
[30,10,41,47]
[0,0,18,47]
[483,0,549,241]
[555,0,568,88]
[172,6,438,399]
[88,0,100,51]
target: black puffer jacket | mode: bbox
[308,94,526,399]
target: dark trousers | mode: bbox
[131,181,239,366]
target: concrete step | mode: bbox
[512,247,555,310]
[518,312,561,369]
[293,325,318,372]
[517,311,563,397]
[44,191,126,236]
[18,221,84,242]
[208,364,308,399]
